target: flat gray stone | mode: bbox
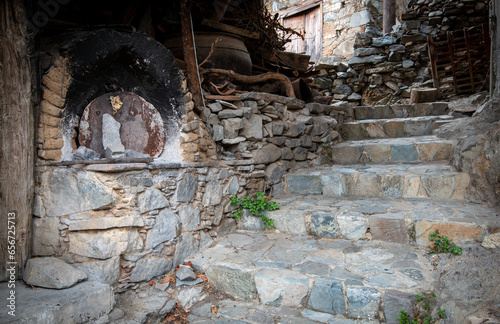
[383,290,415,324]
[175,173,198,202]
[173,233,200,267]
[337,214,367,240]
[178,205,200,232]
[254,269,309,307]
[68,215,144,231]
[102,113,123,149]
[130,257,173,282]
[241,114,263,140]
[138,188,169,213]
[270,209,307,235]
[391,144,418,162]
[311,212,340,239]
[348,55,386,65]
[346,287,381,319]
[206,264,257,300]
[292,261,330,276]
[72,146,101,160]
[213,124,224,141]
[221,118,244,139]
[146,209,179,249]
[23,257,87,289]
[301,309,336,323]
[284,122,307,137]
[219,109,243,119]
[72,256,120,285]
[32,217,61,256]
[308,277,345,315]
[203,180,223,206]
[240,209,265,231]
[124,149,149,158]
[176,265,197,281]
[367,273,417,288]
[178,286,204,309]
[43,169,114,217]
[0,281,113,324]
[372,36,397,47]
[69,228,143,259]
[223,176,240,196]
[286,174,322,194]
[251,144,282,164]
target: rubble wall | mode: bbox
[314,0,489,105]
[32,162,251,289]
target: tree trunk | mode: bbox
[383,0,396,34]
[0,0,36,281]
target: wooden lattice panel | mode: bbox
[428,23,490,97]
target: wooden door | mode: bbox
[283,5,323,62]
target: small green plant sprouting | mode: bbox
[429,230,462,255]
[398,292,446,324]
[230,192,279,229]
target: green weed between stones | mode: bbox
[230,192,279,229]
[429,230,462,255]
[398,292,447,324]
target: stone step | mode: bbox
[187,231,437,322]
[265,195,498,245]
[352,102,448,120]
[0,281,113,323]
[281,163,469,200]
[331,135,455,164]
[340,115,455,140]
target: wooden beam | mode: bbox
[383,0,396,34]
[180,0,204,112]
[0,0,35,280]
[277,0,322,18]
[202,18,261,40]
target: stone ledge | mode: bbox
[0,281,113,323]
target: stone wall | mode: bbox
[32,161,258,289]
[313,0,489,106]
[199,92,342,192]
[267,0,383,60]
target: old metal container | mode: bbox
[164,32,252,75]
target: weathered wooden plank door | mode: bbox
[0,0,35,281]
[283,5,323,62]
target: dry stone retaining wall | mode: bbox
[32,161,262,289]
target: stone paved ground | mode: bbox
[185,230,437,324]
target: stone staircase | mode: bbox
[187,102,499,323]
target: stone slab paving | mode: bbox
[186,230,438,323]
[0,280,113,323]
[340,115,454,140]
[282,162,469,200]
[352,103,448,120]
[268,195,499,245]
[331,135,454,164]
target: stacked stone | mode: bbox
[31,161,257,290]
[347,30,429,105]
[36,58,72,161]
[313,0,488,106]
[178,82,218,163]
[401,0,489,35]
[314,62,362,104]
[200,92,341,188]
